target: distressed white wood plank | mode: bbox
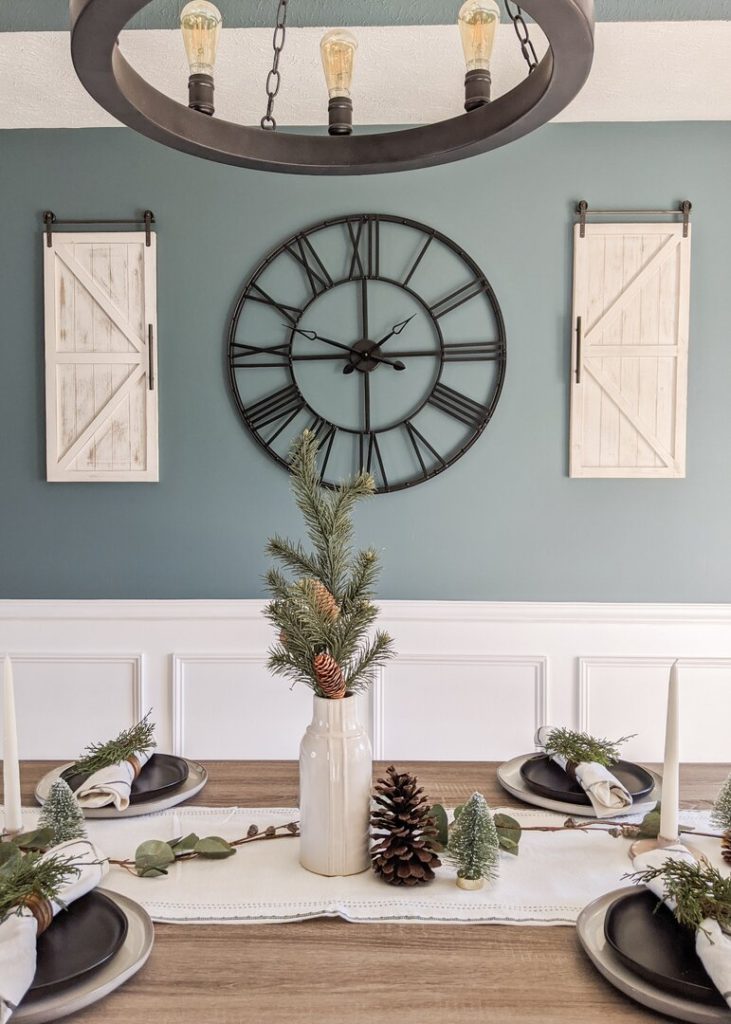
[44,231,159,483]
[569,223,690,479]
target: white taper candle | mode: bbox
[2,655,23,834]
[659,660,680,842]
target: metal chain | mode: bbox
[504,0,538,74]
[260,0,289,130]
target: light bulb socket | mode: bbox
[464,69,491,112]
[328,96,353,136]
[188,73,215,116]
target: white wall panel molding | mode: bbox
[579,656,731,761]
[2,603,730,761]
[4,600,731,625]
[3,22,731,130]
[379,654,547,761]
[1,652,143,759]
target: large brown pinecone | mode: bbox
[722,829,731,865]
[370,766,442,886]
[313,651,346,699]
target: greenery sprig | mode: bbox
[264,431,395,696]
[67,712,156,776]
[0,849,80,925]
[110,821,301,877]
[628,858,731,937]
[541,727,635,768]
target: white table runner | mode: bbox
[9,807,723,926]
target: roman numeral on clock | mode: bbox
[427,383,488,427]
[443,340,503,362]
[346,217,380,280]
[404,420,446,476]
[230,341,290,367]
[247,283,303,326]
[285,236,332,299]
[429,279,488,319]
[245,384,304,434]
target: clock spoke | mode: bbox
[363,372,371,434]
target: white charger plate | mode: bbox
[497,753,662,818]
[35,759,208,818]
[14,890,154,1024]
[577,886,731,1024]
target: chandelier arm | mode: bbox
[69,0,594,176]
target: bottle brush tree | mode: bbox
[711,773,731,864]
[264,430,395,699]
[37,779,87,845]
[447,791,500,889]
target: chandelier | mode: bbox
[69,0,594,175]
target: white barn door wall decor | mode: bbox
[44,232,158,482]
[569,223,691,478]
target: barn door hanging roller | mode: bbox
[575,200,692,239]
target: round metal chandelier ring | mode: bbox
[69,0,594,175]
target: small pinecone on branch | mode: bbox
[306,579,340,623]
[722,829,731,865]
[370,766,442,886]
[313,651,346,699]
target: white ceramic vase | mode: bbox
[299,693,372,876]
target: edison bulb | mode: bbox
[320,29,358,98]
[180,1,222,76]
[458,0,500,72]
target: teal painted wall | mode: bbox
[2,123,730,601]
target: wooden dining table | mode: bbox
[19,760,730,1024]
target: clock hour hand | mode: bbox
[289,326,405,371]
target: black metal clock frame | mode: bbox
[227,213,506,494]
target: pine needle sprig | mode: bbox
[0,852,80,925]
[542,727,635,767]
[628,858,731,937]
[264,430,395,696]
[70,712,156,775]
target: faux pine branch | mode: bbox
[264,430,395,697]
[542,727,634,768]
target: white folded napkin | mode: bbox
[633,844,731,1008]
[0,839,108,1023]
[74,749,152,811]
[535,727,632,817]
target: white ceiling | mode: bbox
[2,21,730,129]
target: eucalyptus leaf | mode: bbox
[638,802,662,839]
[171,833,200,855]
[134,839,175,877]
[431,804,449,849]
[13,828,55,851]
[194,836,236,859]
[494,813,522,856]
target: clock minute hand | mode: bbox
[289,326,405,371]
[372,314,416,352]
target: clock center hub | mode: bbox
[349,338,380,373]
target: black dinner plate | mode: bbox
[62,752,189,804]
[29,891,128,994]
[519,754,654,805]
[604,888,727,1007]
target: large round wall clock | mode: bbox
[227,214,506,493]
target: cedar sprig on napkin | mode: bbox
[70,712,156,776]
[0,850,79,926]
[630,858,731,938]
[542,727,635,768]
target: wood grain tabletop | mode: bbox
[17,760,731,1024]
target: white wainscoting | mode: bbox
[1,601,730,762]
